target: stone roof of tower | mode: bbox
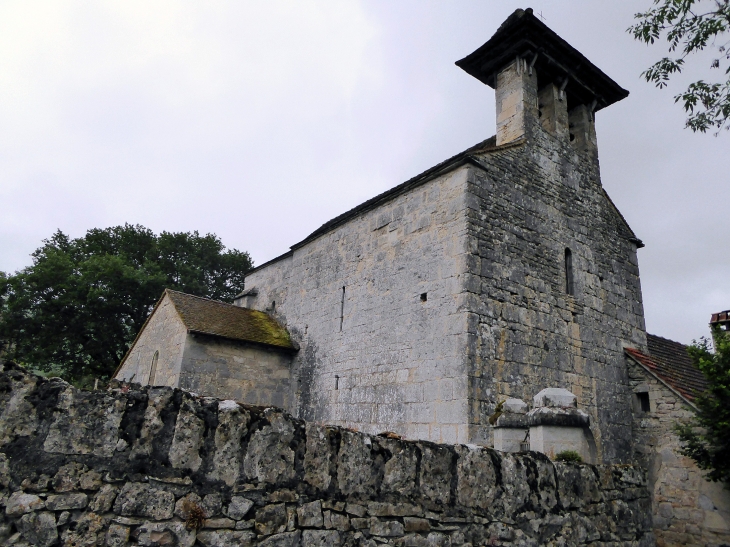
[163,289,297,351]
[625,334,708,402]
[455,8,629,111]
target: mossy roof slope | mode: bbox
[166,289,297,351]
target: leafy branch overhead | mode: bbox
[629,0,730,133]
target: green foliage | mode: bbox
[675,327,730,483]
[554,450,583,463]
[628,0,730,133]
[0,225,252,384]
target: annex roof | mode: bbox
[455,8,629,112]
[165,289,298,352]
[625,333,708,403]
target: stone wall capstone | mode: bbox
[0,362,654,546]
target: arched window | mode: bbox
[149,351,159,386]
[564,248,574,295]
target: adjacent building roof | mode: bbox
[165,290,298,352]
[455,8,629,112]
[625,333,708,402]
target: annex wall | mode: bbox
[179,334,292,408]
[116,293,188,387]
[627,358,730,546]
[244,168,473,444]
[0,362,653,547]
[463,61,648,461]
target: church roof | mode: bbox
[455,8,629,112]
[248,131,642,275]
[248,135,507,273]
[165,289,298,352]
[625,334,708,403]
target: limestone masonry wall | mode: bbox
[245,168,472,444]
[463,59,647,459]
[0,362,653,546]
[116,293,188,387]
[179,335,292,408]
[627,359,730,546]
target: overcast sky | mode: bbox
[0,1,727,345]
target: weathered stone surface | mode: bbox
[198,529,256,547]
[5,491,45,516]
[43,387,125,458]
[403,517,430,532]
[16,511,57,547]
[205,517,236,529]
[132,386,174,457]
[455,445,497,512]
[258,530,301,547]
[89,484,118,513]
[209,400,249,486]
[297,500,323,527]
[244,409,297,485]
[105,523,130,547]
[60,512,107,546]
[377,437,418,497]
[302,529,341,546]
[226,496,255,520]
[0,453,10,488]
[503,397,528,414]
[337,430,382,497]
[52,461,86,492]
[169,396,205,471]
[79,469,102,490]
[370,518,404,537]
[45,492,88,510]
[113,483,175,520]
[0,370,38,448]
[303,423,334,491]
[533,388,577,408]
[256,503,288,536]
[419,444,453,506]
[137,520,196,547]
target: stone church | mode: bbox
[115,10,730,543]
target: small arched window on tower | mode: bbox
[564,248,574,296]
[149,350,159,386]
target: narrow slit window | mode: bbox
[420,293,427,302]
[335,375,340,390]
[564,248,574,295]
[339,286,345,332]
[149,350,159,386]
[637,392,650,412]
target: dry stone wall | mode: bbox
[0,362,653,546]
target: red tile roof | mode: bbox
[625,334,708,402]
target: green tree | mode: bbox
[0,225,252,387]
[676,327,730,482]
[629,0,730,133]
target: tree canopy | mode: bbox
[676,328,730,482]
[0,225,252,387]
[629,0,730,133]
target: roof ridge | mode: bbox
[647,332,688,346]
[165,288,239,309]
